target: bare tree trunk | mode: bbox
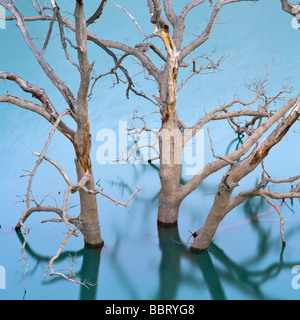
[190,182,231,252]
[157,196,182,226]
[156,21,182,225]
[73,0,103,247]
[75,159,103,247]
[157,111,182,226]
[3,0,298,258]
[190,98,300,252]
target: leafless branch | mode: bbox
[114,3,149,39]
[0,1,162,80]
[56,4,81,71]
[88,48,158,105]
[15,109,73,290]
[128,110,160,135]
[32,152,72,186]
[17,148,140,286]
[179,0,259,61]
[162,0,177,26]
[187,70,292,141]
[224,173,300,246]
[191,96,300,251]
[41,5,58,54]
[181,94,300,200]
[20,110,71,226]
[177,52,226,92]
[32,0,45,16]
[207,127,235,164]
[262,195,286,245]
[0,0,77,113]
[0,71,77,139]
[180,0,206,20]
[86,0,108,26]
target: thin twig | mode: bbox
[114,3,148,39]
[262,195,286,246]
[207,127,234,164]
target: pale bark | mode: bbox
[124,0,299,252]
[179,94,300,200]
[2,0,298,256]
[72,1,103,247]
[75,160,103,247]
[157,112,182,225]
[280,0,300,22]
[0,0,77,113]
[0,72,75,141]
[80,0,299,251]
[190,98,300,252]
[0,0,128,261]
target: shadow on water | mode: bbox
[13,151,300,300]
[79,246,102,300]
[15,217,299,300]
[156,224,299,300]
[157,226,184,300]
[16,231,102,300]
[157,225,226,300]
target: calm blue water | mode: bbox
[0,0,299,300]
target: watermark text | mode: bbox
[0,5,6,30]
[291,5,300,29]
[291,265,300,290]
[0,265,5,289]
[96,121,204,176]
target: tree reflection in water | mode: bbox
[16,220,299,300]
[14,136,300,300]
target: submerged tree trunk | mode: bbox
[157,196,182,226]
[157,111,182,226]
[190,98,300,252]
[75,158,104,247]
[155,18,182,224]
[190,181,232,252]
[73,0,103,247]
[157,50,182,226]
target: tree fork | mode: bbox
[190,98,300,252]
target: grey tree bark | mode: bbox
[1,0,299,256]
[73,0,103,247]
[85,0,298,251]
[0,0,116,252]
[66,0,298,250]
[157,112,182,226]
[190,97,300,251]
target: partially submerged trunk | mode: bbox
[75,158,104,247]
[190,180,232,253]
[157,111,182,226]
[73,0,103,247]
[190,99,300,252]
[156,41,183,224]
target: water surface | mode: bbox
[0,0,299,300]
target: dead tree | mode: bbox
[73,0,299,252]
[1,1,299,259]
[62,0,299,252]
[0,0,139,283]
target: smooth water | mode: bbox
[0,0,300,300]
